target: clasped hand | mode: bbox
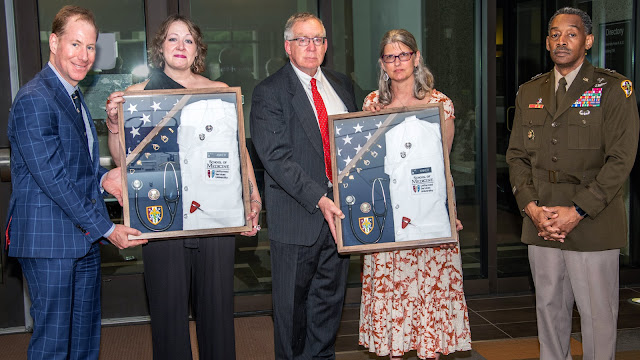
[524,202,583,242]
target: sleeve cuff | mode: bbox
[100,173,107,194]
[103,224,115,239]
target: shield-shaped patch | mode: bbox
[359,216,374,235]
[147,206,163,225]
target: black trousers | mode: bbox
[270,224,350,360]
[142,236,236,360]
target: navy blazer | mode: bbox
[250,63,357,245]
[6,65,113,258]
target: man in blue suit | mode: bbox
[6,6,147,359]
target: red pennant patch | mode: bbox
[401,217,411,229]
[190,201,201,213]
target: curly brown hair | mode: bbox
[148,14,207,74]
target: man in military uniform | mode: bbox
[506,7,638,360]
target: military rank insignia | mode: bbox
[529,98,544,108]
[572,88,602,107]
[147,206,163,225]
[621,80,633,98]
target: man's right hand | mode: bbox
[107,224,148,249]
[524,201,564,242]
[318,196,345,243]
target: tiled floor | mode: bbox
[2,289,639,359]
[333,287,640,359]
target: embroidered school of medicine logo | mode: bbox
[147,206,163,225]
[413,185,421,193]
[359,217,374,235]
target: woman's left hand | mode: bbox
[240,200,261,236]
[434,219,463,250]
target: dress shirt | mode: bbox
[291,65,348,120]
[554,63,583,92]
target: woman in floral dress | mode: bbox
[359,29,471,360]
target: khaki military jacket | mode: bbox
[506,61,639,251]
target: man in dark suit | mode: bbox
[6,6,146,359]
[250,12,357,359]
[506,7,638,359]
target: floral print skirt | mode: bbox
[359,246,471,359]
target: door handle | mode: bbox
[0,148,9,182]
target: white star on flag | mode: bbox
[127,103,138,114]
[353,123,363,133]
[365,132,373,141]
[141,113,151,125]
[375,121,383,128]
[151,101,162,112]
[130,126,140,138]
[354,144,362,153]
[343,134,352,145]
[343,155,352,165]
[335,126,342,135]
[337,148,342,156]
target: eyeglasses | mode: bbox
[381,52,415,63]
[287,37,326,47]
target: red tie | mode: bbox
[311,78,332,181]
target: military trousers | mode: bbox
[528,245,619,360]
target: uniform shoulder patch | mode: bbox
[621,80,633,98]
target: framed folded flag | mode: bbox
[329,104,458,254]
[117,87,252,239]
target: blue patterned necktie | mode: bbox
[71,90,81,114]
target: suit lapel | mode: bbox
[554,61,596,120]
[286,64,325,157]
[42,67,93,163]
[324,69,356,112]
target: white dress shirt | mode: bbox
[291,64,348,120]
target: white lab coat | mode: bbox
[384,116,451,241]
[178,99,244,230]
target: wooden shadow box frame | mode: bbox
[329,104,458,254]
[118,87,251,240]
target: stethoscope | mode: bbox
[132,161,180,232]
[345,177,388,244]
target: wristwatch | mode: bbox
[574,204,587,218]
